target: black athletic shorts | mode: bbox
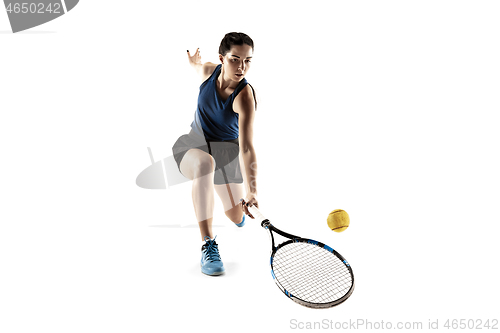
[172,130,243,185]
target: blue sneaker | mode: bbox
[201,236,225,276]
[235,214,245,227]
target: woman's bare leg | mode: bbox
[179,149,216,241]
[214,183,246,224]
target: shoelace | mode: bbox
[203,236,221,262]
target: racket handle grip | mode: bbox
[248,205,267,224]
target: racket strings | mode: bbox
[273,243,353,304]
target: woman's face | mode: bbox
[220,44,253,82]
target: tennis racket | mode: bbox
[248,205,355,308]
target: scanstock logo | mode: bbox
[3,0,79,33]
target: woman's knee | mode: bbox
[194,156,214,176]
[181,150,215,180]
[225,206,244,224]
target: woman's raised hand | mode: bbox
[187,48,202,67]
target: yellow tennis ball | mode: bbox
[327,209,350,232]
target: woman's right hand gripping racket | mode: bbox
[248,205,355,308]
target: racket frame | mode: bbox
[260,217,355,308]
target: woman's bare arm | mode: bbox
[233,85,258,215]
[187,48,218,82]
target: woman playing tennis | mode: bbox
[172,32,258,276]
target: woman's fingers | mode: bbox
[239,199,251,218]
[240,198,258,219]
[187,48,202,67]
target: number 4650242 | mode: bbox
[444,319,498,330]
[6,3,62,14]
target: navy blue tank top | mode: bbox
[191,64,248,141]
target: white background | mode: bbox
[1,1,499,332]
